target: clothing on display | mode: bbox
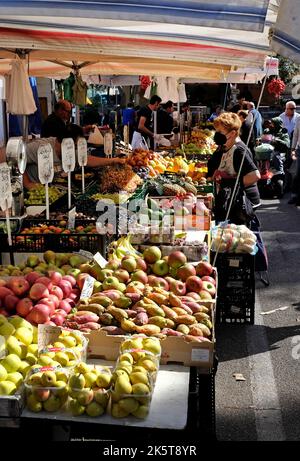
[63,72,75,102]
[72,73,88,106]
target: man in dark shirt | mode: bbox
[136,95,162,148]
[157,100,174,134]
[41,100,72,138]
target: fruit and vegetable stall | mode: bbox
[0,135,258,441]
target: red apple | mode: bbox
[126,281,145,294]
[48,285,64,301]
[4,294,20,312]
[58,300,72,314]
[46,294,60,309]
[201,276,216,287]
[63,298,76,308]
[136,258,147,272]
[53,309,68,318]
[39,297,56,316]
[114,269,130,284]
[186,276,203,293]
[50,313,65,326]
[35,277,53,290]
[201,281,216,297]
[7,277,30,296]
[131,270,148,284]
[29,283,50,301]
[0,279,6,287]
[68,292,78,301]
[196,261,213,277]
[0,286,14,299]
[177,264,197,282]
[44,320,57,326]
[62,275,76,287]
[48,271,63,285]
[16,298,33,317]
[199,290,213,300]
[169,280,186,296]
[168,251,187,270]
[25,271,42,286]
[27,304,50,324]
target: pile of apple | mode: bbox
[70,248,216,340]
[0,315,38,396]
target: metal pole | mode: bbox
[153,110,157,150]
[223,83,229,110]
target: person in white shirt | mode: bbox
[279,101,300,138]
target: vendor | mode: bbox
[132,95,162,149]
[41,100,93,138]
[157,100,175,135]
[23,124,125,189]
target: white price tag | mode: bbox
[229,259,240,268]
[61,138,76,172]
[0,163,12,211]
[191,348,210,362]
[37,143,54,184]
[104,132,113,157]
[80,275,96,300]
[68,207,76,230]
[93,252,108,269]
[77,137,88,166]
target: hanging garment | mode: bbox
[178,83,187,103]
[72,74,88,106]
[144,81,152,99]
[155,76,169,103]
[63,72,75,102]
[5,56,37,115]
[167,77,179,103]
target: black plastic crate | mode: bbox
[217,298,255,324]
[212,253,255,287]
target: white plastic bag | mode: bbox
[131,131,149,150]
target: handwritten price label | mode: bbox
[80,275,96,300]
[93,252,108,269]
[38,143,54,184]
[0,164,12,211]
[77,137,88,166]
[104,132,113,157]
[61,138,76,172]
[68,207,76,230]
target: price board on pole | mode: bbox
[61,138,76,209]
[38,143,54,184]
[104,132,113,157]
[77,137,88,166]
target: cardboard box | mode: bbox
[174,214,211,231]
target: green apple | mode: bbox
[0,380,16,395]
[32,388,50,402]
[25,353,38,365]
[37,355,54,367]
[6,371,23,387]
[56,370,69,383]
[6,336,27,359]
[32,326,38,344]
[0,363,8,381]
[18,361,31,378]
[1,354,21,373]
[27,344,38,355]
[14,327,33,346]
[0,314,7,326]
[60,336,76,348]
[27,371,42,386]
[54,352,69,367]
[0,322,15,337]
[9,316,33,331]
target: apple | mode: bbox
[54,309,68,318]
[0,279,7,287]
[196,261,214,277]
[102,276,122,291]
[48,285,64,301]
[199,290,213,300]
[186,276,203,293]
[126,281,145,294]
[201,281,216,296]
[143,246,161,264]
[131,270,148,284]
[114,269,130,284]
[186,292,201,300]
[58,280,72,298]
[27,304,50,324]
[35,277,53,290]
[50,313,65,326]
[16,298,33,317]
[29,283,50,301]
[4,294,19,312]
[121,257,137,273]
[7,277,30,296]
[201,276,216,287]
[105,259,121,271]
[177,264,196,282]
[136,258,147,272]
[62,275,76,287]
[168,251,187,269]
[47,271,63,285]
[46,294,60,309]
[152,260,169,277]
[169,280,186,296]
[38,297,56,316]
[0,286,14,299]
[58,300,72,314]
[148,277,169,291]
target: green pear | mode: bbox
[15,327,33,346]
[69,398,85,416]
[6,371,23,387]
[69,373,85,390]
[129,372,150,386]
[75,362,91,374]
[0,363,8,381]
[1,354,21,373]
[43,394,61,412]
[54,352,69,367]
[56,370,69,383]
[41,371,57,387]
[131,383,150,396]
[119,397,139,414]
[26,393,43,412]
[0,322,15,337]
[111,402,130,418]
[0,380,16,395]
[6,336,27,359]
[119,353,134,365]
[26,255,40,267]
[43,250,56,264]
[86,401,104,417]
[115,375,132,395]
[132,404,149,419]
[84,372,97,388]
[95,373,111,389]
[93,387,109,407]
[76,388,94,406]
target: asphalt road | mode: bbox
[215,196,300,441]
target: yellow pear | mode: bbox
[111,402,130,418]
[95,373,111,389]
[119,397,139,414]
[115,375,132,395]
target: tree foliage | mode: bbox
[278,55,300,84]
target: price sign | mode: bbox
[104,132,113,157]
[61,138,76,173]
[68,207,76,230]
[80,275,96,300]
[77,137,88,167]
[0,163,12,246]
[93,252,108,269]
[38,143,54,184]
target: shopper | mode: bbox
[207,112,261,225]
[279,101,300,138]
[247,102,263,139]
[41,99,93,138]
[132,95,162,149]
[157,100,174,134]
[289,117,300,205]
[238,110,256,157]
[23,124,125,189]
[122,102,136,143]
[208,105,224,122]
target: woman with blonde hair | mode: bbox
[207,112,261,225]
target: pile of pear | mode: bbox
[110,336,161,419]
[36,330,85,369]
[68,362,112,417]
[0,315,38,396]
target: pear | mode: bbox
[142,338,161,356]
[69,373,85,390]
[132,404,149,419]
[86,401,104,417]
[6,371,23,387]
[14,327,33,346]
[60,336,77,348]
[111,402,130,418]
[75,362,92,374]
[69,398,85,416]
[121,337,143,352]
[41,371,57,387]
[27,394,43,412]
[115,375,132,395]
[118,353,134,365]
[76,388,94,406]
[0,322,15,337]
[130,372,150,386]
[6,336,27,359]
[1,354,21,373]
[84,372,97,388]
[0,363,8,381]
[43,394,61,412]
[119,397,139,414]
[54,352,69,367]
[132,383,150,396]
[95,373,111,389]
[32,388,50,402]
[0,380,16,395]
[56,370,69,383]
[93,388,109,407]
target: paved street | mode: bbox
[215,197,300,441]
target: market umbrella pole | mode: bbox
[68,172,71,209]
[45,182,49,220]
[82,165,85,193]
